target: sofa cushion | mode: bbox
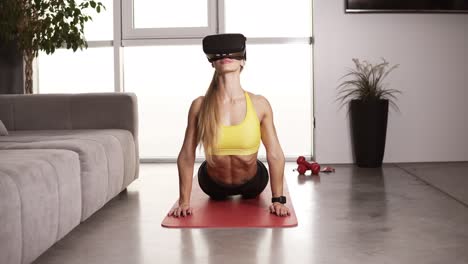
[0,120,8,136]
[0,129,137,193]
[0,129,137,184]
[0,129,136,220]
[0,149,81,264]
[0,172,22,264]
[0,139,108,221]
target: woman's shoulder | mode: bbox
[192,95,205,105]
[246,91,270,108]
[188,96,205,115]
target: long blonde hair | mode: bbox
[197,64,244,165]
[197,71,220,165]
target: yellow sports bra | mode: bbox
[213,92,261,156]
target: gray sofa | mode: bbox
[0,93,139,264]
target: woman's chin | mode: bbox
[217,67,240,74]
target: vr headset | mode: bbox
[202,33,247,63]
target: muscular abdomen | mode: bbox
[206,154,258,185]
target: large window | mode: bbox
[37,0,314,161]
[124,45,212,158]
[37,0,114,94]
[134,1,209,28]
[122,0,217,39]
[38,47,114,94]
[82,0,114,41]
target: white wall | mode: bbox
[313,0,468,164]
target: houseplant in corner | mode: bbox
[0,0,105,94]
[337,58,401,168]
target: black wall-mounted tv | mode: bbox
[345,0,468,13]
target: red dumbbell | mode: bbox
[296,156,306,164]
[295,156,335,175]
[311,162,321,175]
[295,156,321,175]
[297,163,308,174]
[295,156,309,174]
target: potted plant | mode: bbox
[0,0,105,94]
[337,58,401,168]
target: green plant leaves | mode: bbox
[0,0,105,56]
[337,58,401,112]
[0,0,106,94]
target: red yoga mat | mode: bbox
[161,177,298,228]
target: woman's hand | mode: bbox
[168,203,193,217]
[269,202,290,217]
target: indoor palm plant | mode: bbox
[337,58,401,167]
[0,0,105,94]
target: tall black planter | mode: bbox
[350,99,389,168]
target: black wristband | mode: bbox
[271,196,286,204]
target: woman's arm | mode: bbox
[258,96,290,216]
[170,97,202,217]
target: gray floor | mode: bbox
[397,162,468,206]
[34,162,468,264]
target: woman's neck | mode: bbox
[216,72,244,103]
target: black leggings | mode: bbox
[197,160,269,200]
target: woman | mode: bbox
[168,34,290,217]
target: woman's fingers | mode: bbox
[281,206,290,216]
[181,208,190,217]
[176,208,182,217]
[270,204,290,217]
[169,206,193,217]
[173,204,291,217]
